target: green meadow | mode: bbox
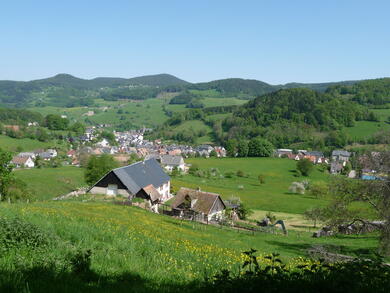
[0,134,56,152]
[344,120,390,140]
[28,96,246,130]
[14,166,86,200]
[1,157,382,291]
[172,157,329,215]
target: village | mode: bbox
[7,123,385,238]
[10,124,379,181]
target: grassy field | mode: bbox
[344,108,390,140]
[0,200,380,291]
[28,96,248,130]
[172,120,213,144]
[0,135,57,152]
[344,120,390,140]
[172,157,329,214]
[201,97,247,107]
[14,166,86,200]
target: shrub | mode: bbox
[236,202,253,220]
[210,249,390,293]
[296,158,313,176]
[69,249,92,275]
[309,181,328,198]
[224,171,235,178]
[0,217,52,250]
[265,211,276,224]
[288,182,306,194]
[236,170,245,177]
[257,174,265,184]
[188,164,199,175]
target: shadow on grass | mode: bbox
[265,240,378,258]
[0,266,204,293]
[264,240,312,256]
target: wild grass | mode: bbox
[0,201,380,292]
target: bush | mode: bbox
[69,249,92,275]
[224,171,235,178]
[188,164,199,175]
[296,158,313,176]
[309,181,328,198]
[265,211,276,224]
[288,182,306,194]
[236,202,253,220]
[0,217,52,250]
[236,170,245,177]
[257,174,265,184]
[209,249,390,293]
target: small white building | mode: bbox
[97,138,110,148]
[160,155,186,172]
[12,156,35,168]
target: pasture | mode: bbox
[28,96,248,130]
[14,166,86,200]
[344,108,390,140]
[172,157,329,214]
[0,134,56,152]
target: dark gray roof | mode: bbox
[160,155,184,166]
[306,151,324,157]
[332,150,351,157]
[113,158,170,194]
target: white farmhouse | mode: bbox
[11,156,35,168]
[160,155,185,172]
[89,159,171,210]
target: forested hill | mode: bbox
[326,78,390,106]
[161,79,390,149]
[282,80,357,92]
[188,78,276,98]
[0,73,386,108]
[0,73,190,107]
[10,73,190,89]
[231,88,365,129]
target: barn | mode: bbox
[89,159,171,206]
[171,187,226,222]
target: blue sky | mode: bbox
[1,0,389,84]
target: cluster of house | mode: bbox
[67,127,226,166]
[275,148,354,175]
[89,158,226,222]
[11,148,58,168]
[330,150,352,174]
[275,149,328,164]
[112,130,226,158]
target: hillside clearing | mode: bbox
[14,166,86,200]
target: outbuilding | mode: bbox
[171,187,226,222]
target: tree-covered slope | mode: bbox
[326,78,390,106]
[0,73,190,107]
[233,88,365,128]
[189,78,277,98]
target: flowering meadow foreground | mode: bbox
[0,200,388,292]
